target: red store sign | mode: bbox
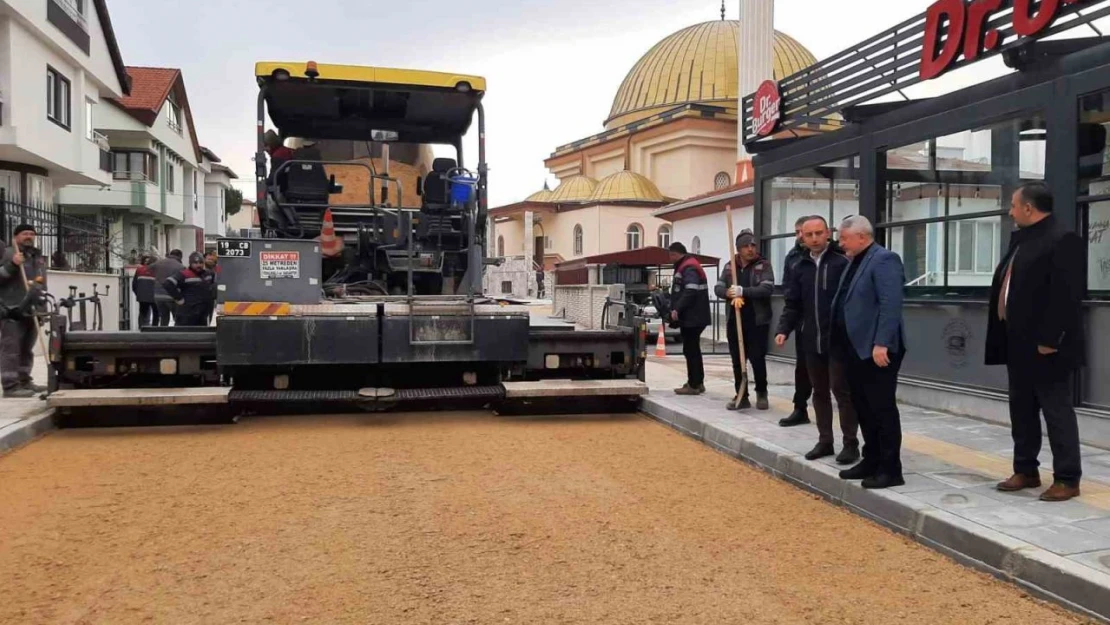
[921,0,1095,80]
[751,80,782,137]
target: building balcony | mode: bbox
[57,173,170,220]
[77,131,112,186]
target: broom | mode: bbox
[725,205,747,402]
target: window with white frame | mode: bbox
[692,236,701,254]
[166,162,175,192]
[47,67,71,129]
[167,94,182,134]
[626,224,643,250]
[657,225,672,248]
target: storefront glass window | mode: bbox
[762,156,860,284]
[1080,89,1110,294]
[881,116,1044,290]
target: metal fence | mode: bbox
[0,190,112,273]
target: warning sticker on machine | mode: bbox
[259,251,300,279]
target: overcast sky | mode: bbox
[104,0,1110,206]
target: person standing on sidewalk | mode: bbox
[0,224,47,398]
[831,216,907,490]
[203,250,219,325]
[986,182,1085,503]
[150,250,184,326]
[780,216,813,426]
[668,242,710,396]
[716,229,774,410]
[775,216,859,465]
[132,255,159,327]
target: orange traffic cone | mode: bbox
[655,324,667,358]
[319,208,342,257]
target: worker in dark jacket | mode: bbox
[776,216,859,465]
[716,229,775,410]
[987,182,1085,502]
[164,252,215,327]
[131,255,159,327]
[150,250,184,326]
[0,224,47,398]
[203,250,219,325]
[780,216,813,426]
[668,242,710,395]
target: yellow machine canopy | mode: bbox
[255,61,486,145]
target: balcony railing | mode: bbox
[112,170,152,183]
[89,130,109,152]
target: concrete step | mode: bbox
[502,380,648,399]
[47,387,232,408]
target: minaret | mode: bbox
[737,0,775,179]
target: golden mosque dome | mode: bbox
[606,20,817,129]
[549,175,599,203]
[589,170,665,203]
[525,186,555,202]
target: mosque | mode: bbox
[487,10,817,297]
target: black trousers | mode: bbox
[727,316,768,397]
[138,302,160,327]
[793,339,812,409]
[0,317,36,391]
[681,326,705,387]
[844,351,903,477]
[806,351,858,446]
[156,301,175,327]
[1007,365,1082,486]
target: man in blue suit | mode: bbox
[829,216,907,489]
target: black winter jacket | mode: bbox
[716,256,775,327]
[775,245,850,355]
[985,215,1085,378]
[670,255,711,329]
[164,267,215,323]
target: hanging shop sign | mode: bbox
[921,0,1098,80]
[750,80,782,138]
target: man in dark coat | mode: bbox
[132,255,159,327]
[164,252,216,327]
[986,182,1085,502]
[776,216,859,464]
[668,242,711,395]
[715,229,774,410]
[150,250,184,326]
[780,216,813,426]
[0,224,47,397]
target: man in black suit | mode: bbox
[986,182,1085,502]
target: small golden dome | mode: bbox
[589,171,665,203]
[606,20,817,129]
[549,175,599,203]
[525,186,555,202]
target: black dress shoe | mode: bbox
[838,463,877,480]
[862,474,905,490]
[804,442,835,461]
[778,408,810,427]
[835,443,860,465]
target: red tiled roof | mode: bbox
[114,67,177,114]
[109,67,202,162]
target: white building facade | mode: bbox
[0,0,129,206]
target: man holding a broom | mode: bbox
[717,229,774,411]
[0,224,47,398]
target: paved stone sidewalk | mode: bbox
[0,356,52,455]
[645,356,1110,622]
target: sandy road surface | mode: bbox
[0,413,1094,624]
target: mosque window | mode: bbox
[714,172,731,190]
[657,225,672,248]
[626,224,643,250]
[692,236,701,254]
[573,225,583,256]
[497,236,504,257]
